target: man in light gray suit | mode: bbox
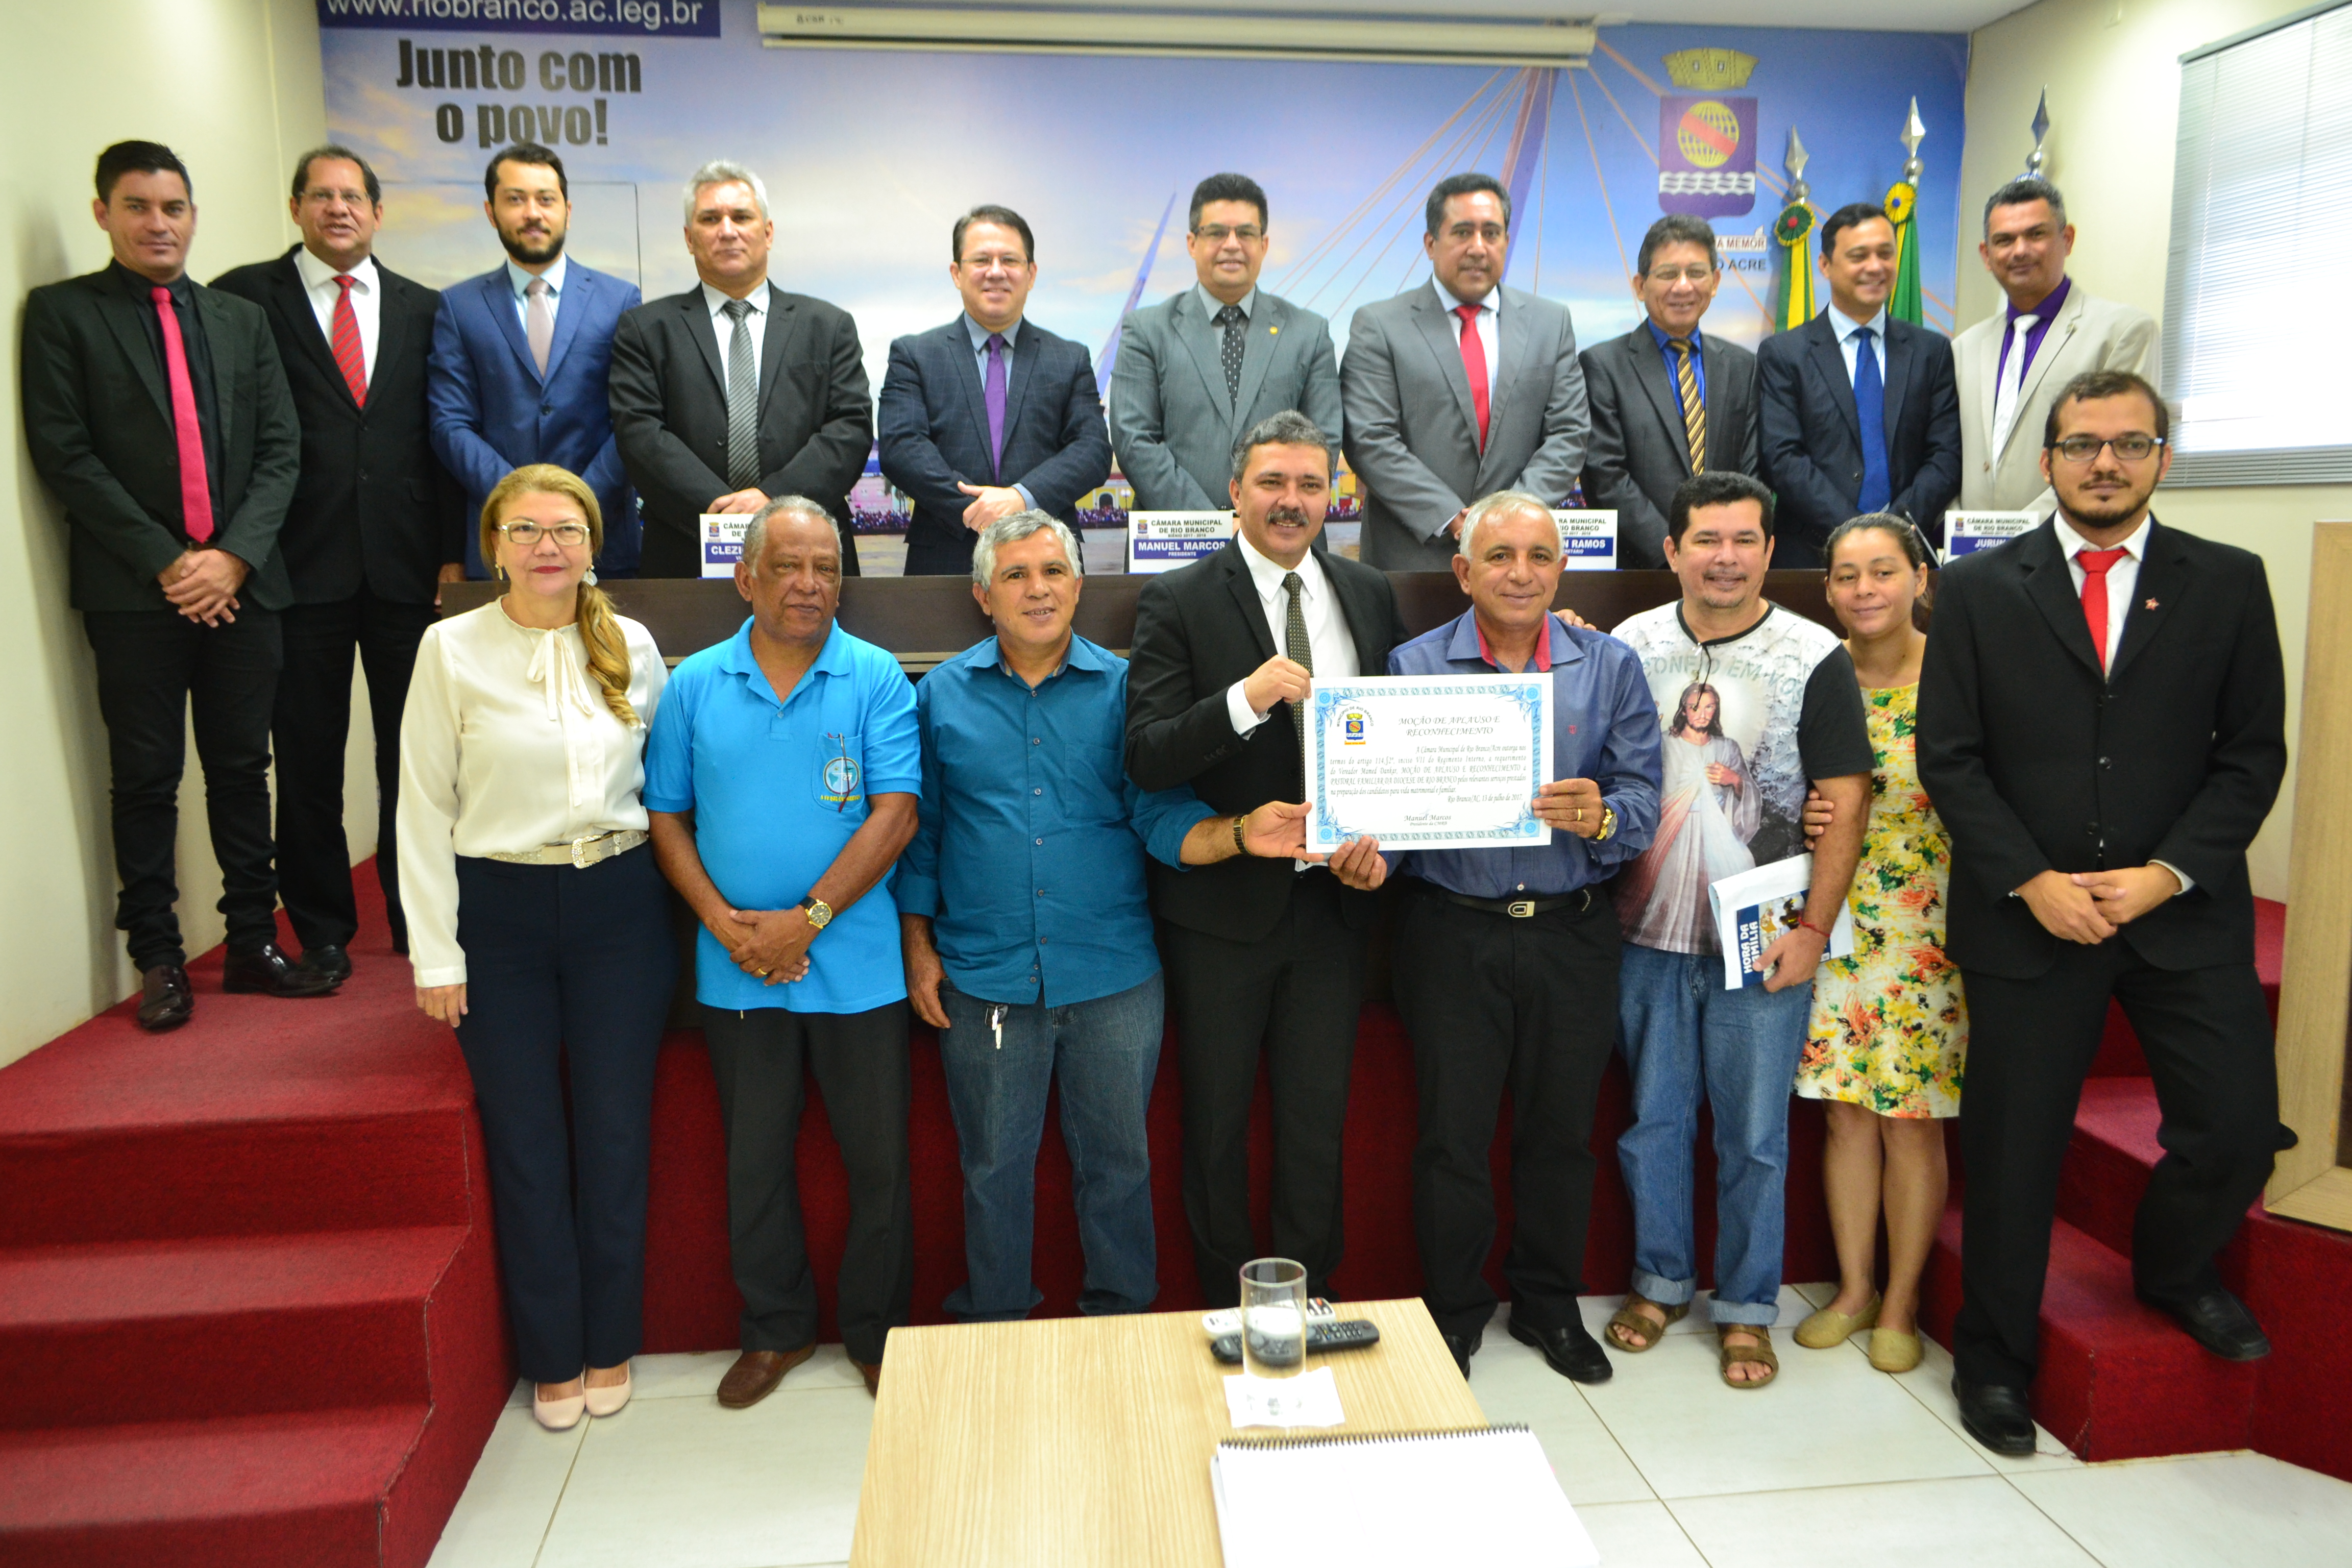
[1579,215,1759,568]
[1111,174,1342,512]
[1954,176,2158,519]
[1341,173,1589,571]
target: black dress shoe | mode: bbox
[298,944,353,985]
[222,942,341,997]
[1508,1315,1614,1384]
[1951,1376,2036,1455]
[2144,1286,2272,1361]
[1440,1330,1480,1379]
[136,964,194,1032]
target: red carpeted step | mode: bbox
[0,1404,429,1567]
[0,1228,469,1430]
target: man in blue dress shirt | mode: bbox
[644,496,920,1407]
[1384,490,1663,1382]
[897,511,1308,1322]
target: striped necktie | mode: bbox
[1667,336,1704,472]
[723,298,760,489]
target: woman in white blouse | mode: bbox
[399,463,672,1432]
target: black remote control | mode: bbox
[1209,1318,1382,1365]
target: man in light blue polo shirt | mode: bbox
[645,496,919,1408]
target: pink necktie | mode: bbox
[151,285,214,543]
[330,275,367,407]
[1455,303,1490,451]
[2077,547,2128,670]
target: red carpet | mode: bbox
[2,876,2341,1562]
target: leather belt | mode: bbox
[1433,886,1595,919]
[486,828,648,869]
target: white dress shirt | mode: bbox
[1224,529,1362,735]
[1432,277,1501,404]
[292,247,380,386]
[397,600,670,987]
[1193,283,1258,323]
[1826,301,1891,386]
[505,252,570,331]
[703,278,771,393]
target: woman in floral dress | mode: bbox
[1792,515,1966,1374]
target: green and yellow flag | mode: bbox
[1770,197,1815,333]
[1884,179,1923,325]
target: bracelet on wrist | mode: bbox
[1232,813,1248,855]
[1796,915,1833,941]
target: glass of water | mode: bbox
[1239,1257,1309,1380]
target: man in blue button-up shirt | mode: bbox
[898,510,1307,1321]
[1382,489,1662,1381]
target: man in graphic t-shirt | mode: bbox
[1603,471,1872,1386]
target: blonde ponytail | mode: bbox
[481,462,639,725]
[575,579,641,727]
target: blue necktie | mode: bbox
[1853,326,1891,514]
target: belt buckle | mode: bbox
[1506,898,1537,919]
[570,834,599,869]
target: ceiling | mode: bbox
[994,0,2035,33]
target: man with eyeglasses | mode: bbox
[212,145,467,983]
[1918,369,2287,1456]
[1953,176,2159,520]
[1110,173,1343,513]
[879,204,1111,575]
[644,496,921,1406]
[1577,215,1760,569]
[1341,172,1590,571]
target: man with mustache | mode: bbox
[428,142,643,577]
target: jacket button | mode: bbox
[541,404,552,414]
[2099,756,2111,767]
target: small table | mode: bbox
[849,1296,1487,1567]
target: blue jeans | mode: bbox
[1615,942,1815,1326]
[938,972,1164,1321]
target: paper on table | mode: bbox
[1223,1366,1344,1430]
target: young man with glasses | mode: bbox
[1578,215,1761,568]
[1110,173,1344,513]
[1917,369,2287,1455]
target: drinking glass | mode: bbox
[1239,1257,1308,1380]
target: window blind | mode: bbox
[2162,1,2352,485]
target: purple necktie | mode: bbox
[984,331,1008,477]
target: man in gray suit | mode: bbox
[1579,215,1759,568]
[1954,177,2158,519]
[1341,173,1589,571]
[1111,173,1341,511]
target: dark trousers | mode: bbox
[1954,942,2284,1390]
[1394,887,1621,1341]
[452,845,675,1383]
[702,1001,913,1365]
[82,608,282,969]
[274,589,436,952]
[1161,872,1368,1307]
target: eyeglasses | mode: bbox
[1194,224,1264,243]
[2050,433,2165,463]
[1646,265,1716,284]
[497,521,592,547]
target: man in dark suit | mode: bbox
[610,160,873,578]
[1756,202,1962,567]
[212,145,465,979]
[1917,370,2288,1457]
[1579,215,1760,568]
[878,205,1111,576]
[1125,410,1404,1305]
[1110,173,1343,511]
[428,142,643,577]
[21,141,337,1030]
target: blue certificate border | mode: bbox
[1307,678,1548,848]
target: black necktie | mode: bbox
[1216,303,1245,408]
[1283,570,1312,784]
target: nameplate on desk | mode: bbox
[700,513,748,578]
[1552,510,1618,570]
[1942,511,2036,561]
[1128,511,1235,574]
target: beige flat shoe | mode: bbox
[1867,1327,1923,1373]
[1795,1292,1881,1349]
[584,1362,632,1417]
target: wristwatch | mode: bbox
[798,895,834,930]
[1232,814,1250,854]
[1594,804,1618,843]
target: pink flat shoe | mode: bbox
[584,1362,633,1418]
[533,1384,585,1431]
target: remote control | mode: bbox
[1208,1318,1382,1364]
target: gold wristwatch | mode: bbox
[798,895,834,930]
[1594,804,1618,843]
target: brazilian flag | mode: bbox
[1884,180,1923,326]
[1770,198,1814,333]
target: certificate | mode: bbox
[1305,675,1553,852]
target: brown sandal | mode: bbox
[1716,1322,1779,1389]
[1606,1291,1689,1352]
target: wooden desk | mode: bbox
[849,1297,1486,1567]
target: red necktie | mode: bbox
[150,285,214,544]
[2077,546,2128,671]
[330,274,367,408]
[1454,303,1490,451]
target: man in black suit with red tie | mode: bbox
[1125,410,1404,1306]
[1917,369,2288,1457]
[213,145,467,980]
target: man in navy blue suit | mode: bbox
[878,205,1111,576]
[427,142,643,576]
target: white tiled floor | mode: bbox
[426,1290,2352,1567]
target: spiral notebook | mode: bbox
[1210,1424,1598,1566]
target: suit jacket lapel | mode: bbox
[758,285,797,419]
[1629,329,1692,471]
[1482,289,1536,462]
[1409,283,1481,443]
[2108,519,2183,681]
[1219,541,1277,661]
[2019,522,2104,676]
[1234,295,1281,425]
[1000,321,1039,472]
[1806,316,1860,443]
[484,271,541,385]
[1974,321,2002,448]
[100,278,171,420]
[272,253,356,411]
[1169,291,1225,420]
[681,287,725,395]
[371,269,410,406]
[193,286,242,453]
[2010,287,2086,434]
[947,319,995,478]
[1326,558,1388,675]
[542,265,589,383]
[1881,321,1915,439]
